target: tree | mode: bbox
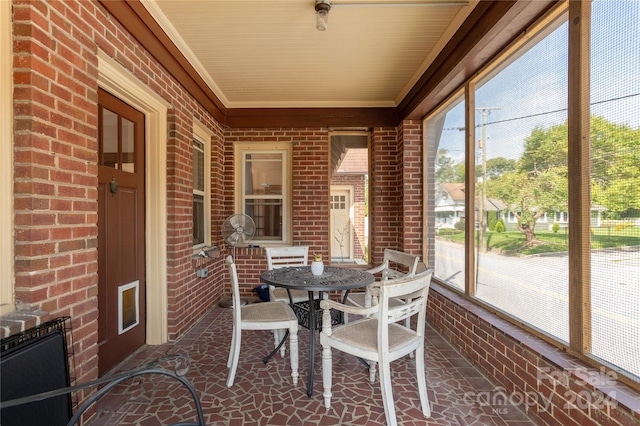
[435,148,465,183]
[589,116,640,218]
[484,116,638,246]
[485,157,517,180]
[486,123,569,246]
[519,125,568,172]
[435,148,457,184]
[487,167,567,245]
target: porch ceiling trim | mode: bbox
[98,0,556,128]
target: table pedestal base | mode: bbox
[292,299,343,331]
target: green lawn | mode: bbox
[439,226,640,255]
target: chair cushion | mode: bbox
[241,301,297,322]
[329,319,417,352]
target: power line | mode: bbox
[442,92,640,131]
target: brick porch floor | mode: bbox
[86,304,536,425]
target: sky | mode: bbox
[435,0,640,164]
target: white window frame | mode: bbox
[193,120,212,250]
[234,142,292,246]
[1,0,14,315]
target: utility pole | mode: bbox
[476,105,500,253]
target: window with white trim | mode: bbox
[234,142,292,245]
[193,121,211,249]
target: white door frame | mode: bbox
[98,51,169,345]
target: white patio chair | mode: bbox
[265,246,321,356]
[343,249,420,324]
[225,256,299,387]
[265,246,311,304]
[320,268,434,426]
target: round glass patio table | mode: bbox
[261,266,374,397]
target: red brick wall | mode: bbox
[10,0,228,386]
[398,120,424,257]
[220,126,418,291]
[369,127,401,264]
[13,0,102,389]
[428,283,640,426]
[13,3,635,425]
[9,0,426,412]
[221,128,330,294]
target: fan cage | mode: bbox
[221,214,256,247]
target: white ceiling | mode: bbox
[143,0,478,109]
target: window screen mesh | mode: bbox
[474,19,570,342]
[426,93,466,292]
[589,0,640,380]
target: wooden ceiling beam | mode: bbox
[399,0,557,120]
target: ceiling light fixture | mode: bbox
[315,0,332,31]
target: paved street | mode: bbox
[434,239,640,378]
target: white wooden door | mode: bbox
[330,187,353,261]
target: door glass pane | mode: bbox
[590,0,640,380]
[121,117,135,173]
[426,93,466,291]
[102,108,118,168]
[474,17,569,342]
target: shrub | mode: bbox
[454,219,466,231]
[614,222,633,231]
[437,228,462,236]
[552,222,560,233]
[495,219,506,233]
[488,211,498,231]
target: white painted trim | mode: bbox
[0,0,15,315]
[233,142,293,245]
[330,185,355,260]
[140,0,229,107]
[193,120,212,249]
[118,280,140,335]
[98,50,170,345]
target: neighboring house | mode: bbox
[437,183,607,231]
[435,183,465,229]
[435,183,506,229]
[501,204,606,230]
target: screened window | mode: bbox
[474,16,569,342]
[424,1,640,385]
[426,91,466,292]
[193,139,205,246]
[192,122,211,249]
[589,0,640,379]
[234,142,292,245]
